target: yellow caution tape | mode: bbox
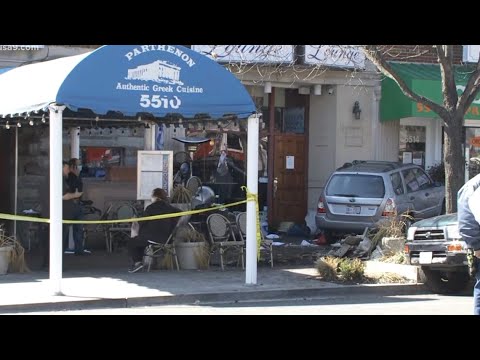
[0,189,262,260]
[0,196,259,226]
[241,186,262,260]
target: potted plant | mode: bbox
[174,225,210,270]
[0,226,29,275]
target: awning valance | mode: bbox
[380,62,480,122]
[0,45,255,119]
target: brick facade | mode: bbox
[382,45,463,64]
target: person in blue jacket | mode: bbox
[458,173,480,315]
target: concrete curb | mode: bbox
[0,283,428,313]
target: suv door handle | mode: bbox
[410,196,415,201]
[425,192,430,197]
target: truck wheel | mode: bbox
[420,267,471,294]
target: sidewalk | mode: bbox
[0,266,427,313]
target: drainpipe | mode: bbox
[371,85,382,160]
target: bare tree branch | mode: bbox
[435,45,458,112]
[361,45,449,118]
[457,56,480,114]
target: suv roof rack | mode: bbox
[336,160,405,172]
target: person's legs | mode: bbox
[40,224,49,269]
[62,224,70,251]
[127,236,148,264]
[474,260,480,315]
[72,204,86,255]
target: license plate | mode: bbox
[419,251,433,264]
[346,205,361,215]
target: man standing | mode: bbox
[63,161,84,256]
[458,173,480,315]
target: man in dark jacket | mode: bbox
[127,188,181,273]
[458,173,480,315]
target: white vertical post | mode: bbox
[70,127,80,159]
[144,124,156,151]
[49,105,66,295]
[143,124,156,209]
[246,113,259,285]
[13,126,18,239]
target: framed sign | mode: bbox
[137,151,173,200]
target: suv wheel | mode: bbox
[420,267,471,294]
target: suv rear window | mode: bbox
[326,174,385,198]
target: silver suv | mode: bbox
[316,161,445,243]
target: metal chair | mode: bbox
[206,213,245,270]
[236,212,273,268]
[186,176,202,197]
[144,231,180,272]
[107,203,137,253]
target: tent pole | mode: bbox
[49,105,66,295]
[70,127,80,159]
[245,113,259,285]
[13,126,18,240]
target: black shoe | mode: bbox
[128,262,144,273]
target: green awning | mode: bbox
[380,62,480,122]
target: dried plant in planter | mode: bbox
[174,225,210,270]
[0,233,30,273]
[369,212,412,251]
[171,185,193,205]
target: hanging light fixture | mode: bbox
[5,121,10,130]
[352,101,362,120]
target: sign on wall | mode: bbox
[192,45,294,63]
[137,151,173,200]
[463,45,480,63]
[304,45,365,68]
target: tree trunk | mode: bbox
[443,117,465,213]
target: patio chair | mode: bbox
[144,231,179,272]
[206,213,245,271]
[236,212,273,268]
[107,202,137,253]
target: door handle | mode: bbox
[425,192,430,197]
[410,196,415,201]
[273,177,278,199]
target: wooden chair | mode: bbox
[236,212,273,268]
[206,213,245,270]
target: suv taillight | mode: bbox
[382,198,396,216]
[317,196,326,214]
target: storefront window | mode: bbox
[399,125,426,168]
[466,127,480,180]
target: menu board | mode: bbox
[137,151,173,200]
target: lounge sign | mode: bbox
[304,45,365,69]
[192,45,294,63]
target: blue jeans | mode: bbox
[63,203,84,254]
[475,261,480,315]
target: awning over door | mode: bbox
[0,45,255,119]
[380,62,480,122]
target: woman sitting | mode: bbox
[128,188,181,273]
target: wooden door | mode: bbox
[272,134,307,225]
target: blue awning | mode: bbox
[0,67,13,75]
[0,45,255,119]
